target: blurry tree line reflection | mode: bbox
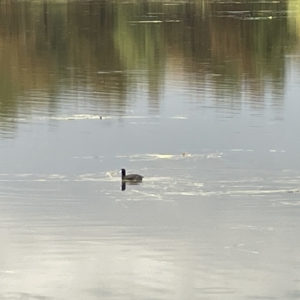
[0,0,298,134]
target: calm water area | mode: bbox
[1,0,300,299]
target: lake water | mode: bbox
[1,0,300,299]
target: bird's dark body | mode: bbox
[121,169,143,182]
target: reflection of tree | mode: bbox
[207,3,288,108]
[0,1,62,133]
[113,3,166,114]
[0,0,296,136]
[288,0,300,39]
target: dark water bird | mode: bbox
[121,168,143,182]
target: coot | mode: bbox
[121,168,143,182]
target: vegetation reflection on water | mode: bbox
[1,1,300,299]
[0,0,299,132]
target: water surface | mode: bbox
[1,0,300,299]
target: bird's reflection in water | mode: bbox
[121,181,142,191]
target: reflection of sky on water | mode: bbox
[1,179,300,299]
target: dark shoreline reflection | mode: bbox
[0,0,297,136]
